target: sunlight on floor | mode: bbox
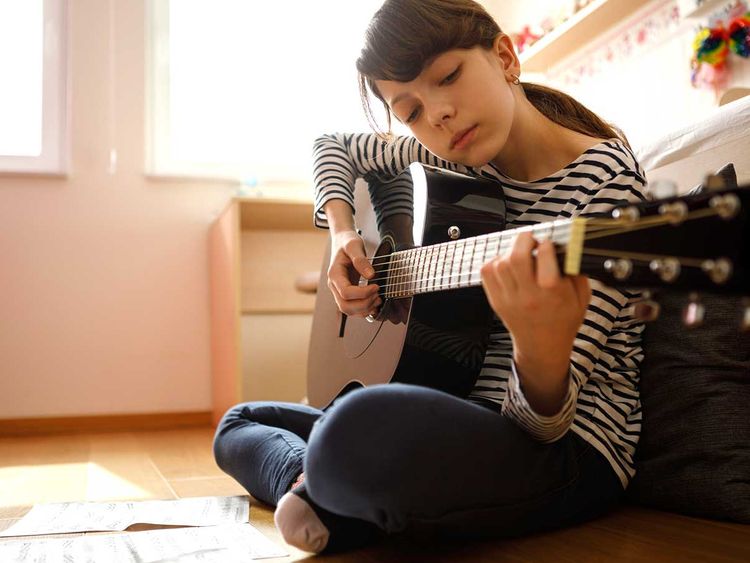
[0,462,162,507]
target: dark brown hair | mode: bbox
[356,0,629,147]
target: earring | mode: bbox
[510,73,521,85]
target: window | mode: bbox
[0,0,68,174]
[147,0,402,186]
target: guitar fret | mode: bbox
[454,242,462,288]
[474,237,487,285]
[415,248,420,294]
[413,248,419,294]
[401,251,411,296]
[410,249,419,295]
[439,244,448,290]
[458,240,466,288]
[440,244,447,291]
[427,246,437,291]
[399,251,406,297]
[467,238,476,289]
[437,245,443,291]
[445,242,456,288]
[449,243,456,288]
[403,250,409,296]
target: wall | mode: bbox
[3,0,746,420]
[0,0,240,418]
[486,0,750,150]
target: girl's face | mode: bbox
[374,35,519,167]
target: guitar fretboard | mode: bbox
[381,218,584,299]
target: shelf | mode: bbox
[235,197,315,231]
[518,0,653,73]
[679,0,731,20]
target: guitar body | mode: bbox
[307,164,506,408]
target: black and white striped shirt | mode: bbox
[312,132,646,489]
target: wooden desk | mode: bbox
[209,197,328,425]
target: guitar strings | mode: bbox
[363,219,654,287]
[364,219,648,271]
[367,207,725,296]
[375,249,707,297]
[363,205,718,270]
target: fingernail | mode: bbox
[366,268,374,276]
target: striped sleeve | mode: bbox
[312,132,469,228]
[500,157,647,443]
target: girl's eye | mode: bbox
[441,67,460,85]
[405,108,420,124]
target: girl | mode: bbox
[214,0,646,554]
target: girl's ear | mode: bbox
[491,33,521,81]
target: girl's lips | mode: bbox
[452,125,477,150]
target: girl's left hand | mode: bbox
[480,231,591,378]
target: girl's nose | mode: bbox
[426,100,455,127]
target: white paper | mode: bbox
[0,523,287,562]
[0,496,249,538]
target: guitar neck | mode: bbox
[381,218,585,299]
[377,184,750,298]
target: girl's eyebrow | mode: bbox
[389,92,411,108]
[387,55,450,108]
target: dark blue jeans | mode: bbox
[213,383,624,540]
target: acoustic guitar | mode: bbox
[307,163,749,408]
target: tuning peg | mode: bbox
[604,258,633,281]
[741,298,750,332]
[611,206,640,223]
[703,173,726,191]
[650,179,678,199]
[649,258,681,283]
[709,193,741,220]
[701,258,733,285]
[634,291,661,322]
[658,201,688,225]
[682,292,705,329]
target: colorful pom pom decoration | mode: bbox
[728,13,750,57]
[693,25,729,67]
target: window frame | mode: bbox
[0,0,69,175]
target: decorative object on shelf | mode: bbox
[690,1,750,92]
[693,24,730,65]
[691,24,731,89]
[511,25,542,54]
[728,11,750,56]
[509,0,590,56]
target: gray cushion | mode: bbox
[627,291,750,523]
[627,164,750,523]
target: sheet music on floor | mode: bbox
[0,496,249,538]
[0,523,287,562]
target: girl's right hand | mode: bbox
[327,230,381,317]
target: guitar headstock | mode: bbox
[575,182,749,294]
[565,181,750,329]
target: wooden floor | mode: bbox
[1,427,748,562]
